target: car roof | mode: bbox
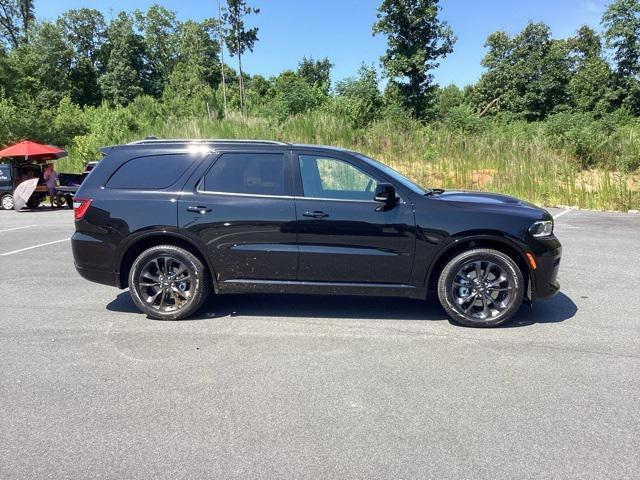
[100,139,357,156]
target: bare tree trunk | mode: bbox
[235,20,245,116]
[479,96,501,117]
[218,0,227,119]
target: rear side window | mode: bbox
[106,154,194,190]
[202,153,287,196]
[0,164,11,180]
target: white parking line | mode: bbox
[0,225,37,233]
[1,238,70,256]
[553,209,570,220]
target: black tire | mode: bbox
[26,196,40,209]
[66,196,73,209]
[437,248,524,328]
[1,194,13,210]
[128,245,210,320]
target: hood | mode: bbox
[431,190,537,208]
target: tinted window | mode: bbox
[299,155,378,200]
[203,153,287,196]
[0,164,11,181]
[106,154,194,189]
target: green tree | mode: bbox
[372,0,455,119]
[57,8,106,106]
[57,8,105,65]
[99,12,147,106]
[435,84,464,120]
[175,19,221,87]
[11,21,74,106]
[135,5,179,96]
[331,65,382,128]
[602,0,640,77]
[222,0,259,114]
[0,0,34,48]
[267,70,326,120]
[297,56,333,93]
[472,22,571,120]
[163,60,216,118]
[567,26,615,114]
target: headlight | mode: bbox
[529,220,554,237]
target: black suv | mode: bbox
[72,139,561,327]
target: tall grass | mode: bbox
[58,111,639,211]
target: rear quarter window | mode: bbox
[106,154,194,190]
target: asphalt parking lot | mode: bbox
[1,206,639,479]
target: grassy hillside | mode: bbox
[57,111,640,211]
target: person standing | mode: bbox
[43,163,59,208]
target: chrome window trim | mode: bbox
[194,188,404,204]
[195,188,295,200]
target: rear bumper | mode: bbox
[72,231,119,287]
[74,264,119,287]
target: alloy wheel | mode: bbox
[451,260,514,321]
[137,256,192,313]
[1,195,13,210]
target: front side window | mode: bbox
[106,154,194,190]
[202,153,286,196]
[299,155,378,200]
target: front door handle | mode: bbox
[302,210,329,218]
[187,206,212,214]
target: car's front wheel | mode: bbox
[1,194,14,210]
[437,248,524,327]
[128,245,210,320]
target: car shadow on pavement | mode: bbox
[107,291,577,326]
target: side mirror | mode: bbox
[374,183,397,205]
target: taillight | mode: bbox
[73,198,92,220]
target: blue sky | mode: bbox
[35,0,608,87]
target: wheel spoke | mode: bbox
[483,262,494,281]
[474,262,483,281]
[488,274,507,288]
[171,286,189,301]
[481,296,491,318]
[487,286,512,292]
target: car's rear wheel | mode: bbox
[128,245,210,320]
[437,248,524,327]
[1,194,13,210]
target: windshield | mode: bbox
[354,153,429,195]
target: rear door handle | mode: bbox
[187,206,212,214]
[302,210,329,218]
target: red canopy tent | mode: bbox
[0,140,67,162]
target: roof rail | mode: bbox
[128,138,289,146]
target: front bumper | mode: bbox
[529,237,562,300]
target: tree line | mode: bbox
[1,0,640,168]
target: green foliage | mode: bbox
[297,57,333,93]
[443,105,486,134]
[472,23,571,121]
[330,65,383,128]
[602,0,640,77]
[0,0,35,48]
[373,0,456,119]
[264,71,327,120]
[162,60,217,118]
[1,0,640,212]
[435,84,464,120]
[99,12,147,105]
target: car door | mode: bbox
[293,151,416,284]
[179,150,298,282]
